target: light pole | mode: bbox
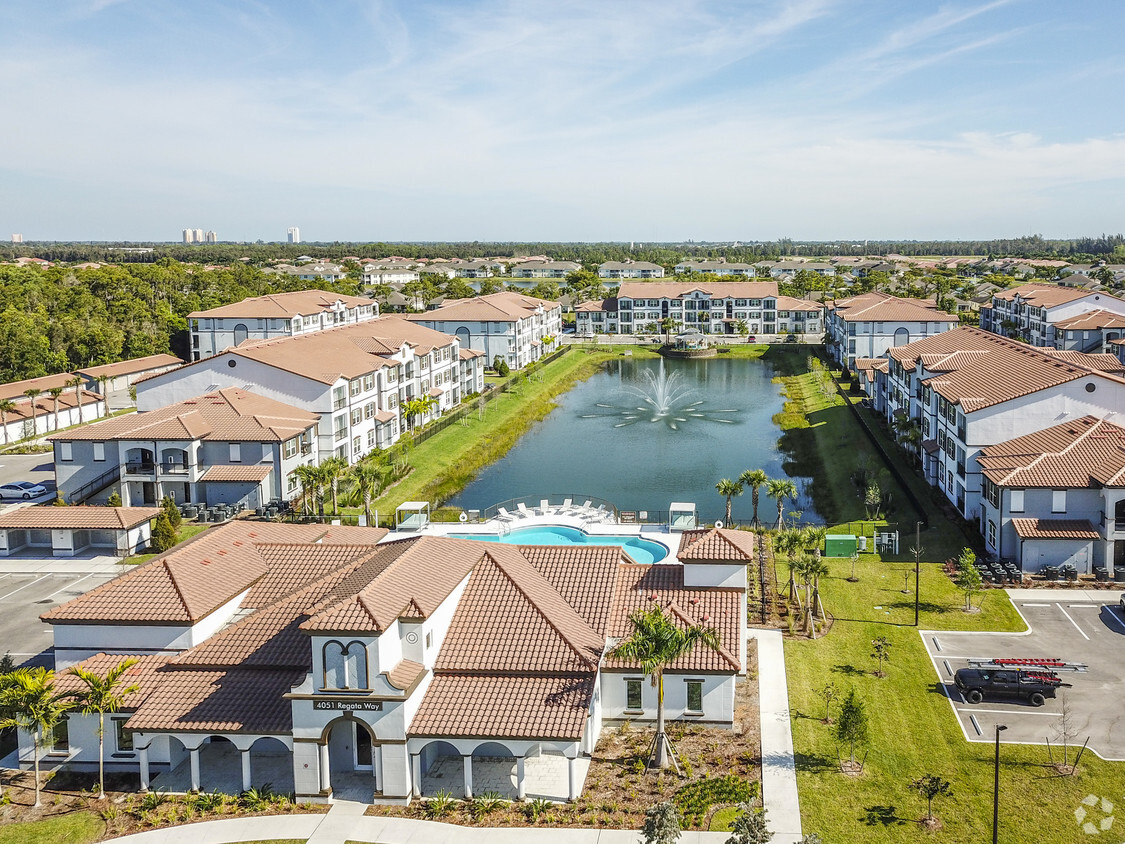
[993,724,1007,844]
[914,520,923,627]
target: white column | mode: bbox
[567,755,578,801]
[138,746,150,791]
[463,755,473,798]
[318,743,331,793]
[241,748,252,792]
[189,747,201,792]
[411,753,421,797]
[516,756,526,800]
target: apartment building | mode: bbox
[137,317,484,462]
[826,292,958,370]
[50,388,319,509]
[877,327,1125,523]
[189,291,378,360]
[0,373,106,443]
[407,292,562,369]
[574,281,821,336]
[510,261,580,279]
[979,283,1125,347]
[1052,309,1125,353]
[673,261,756,277]
[597,261,665,279]
[977,416,1125,574]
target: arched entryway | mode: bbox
[416,740,461,797]
[323,717,379,802]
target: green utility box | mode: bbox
[824,534,858,557]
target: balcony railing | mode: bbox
[160,462,191,475]
[124,461,156,475]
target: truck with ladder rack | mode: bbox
[953,658,1087,707]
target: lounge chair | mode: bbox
[539,499,551,516]
[580,499,593,512]
[561,498,573,513]
[496,507,516,522]
[517,502,532,518]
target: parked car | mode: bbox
[747,335,757,343]
[0,481,47,500]
[954,666,1066,707]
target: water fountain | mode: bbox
[580,365,739,430]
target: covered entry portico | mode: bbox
[410,738,586,801]
[138,732,293,794]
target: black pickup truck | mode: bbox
[954,666,1067,707]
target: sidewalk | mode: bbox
[749,629,802,844]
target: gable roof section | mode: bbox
[1011,518,1100,540]
[516,545,622,636]
[408,291,560,323]
[992,282,1095,308]
[1052,309,1125,331]
[76,354,182,379]
[0,506,160,530]
[677,527,757,562]
[616,281,778,300]
[977,415,1125,488]
[188,290,372,319]
[832,291,955,324]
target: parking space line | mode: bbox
[1105,606,1125,633]
[1056,604,1090,640]
[969,714,982,736]
[45,572,102,599]
[1021,602,1051,607]
[1068,604,1098,609]
[957,707,1059,717]
[0,573,52,602]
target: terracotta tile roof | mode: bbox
[1011,518,1100,540]
[1052,309,1125,331]
[76,354,182,379]
[245,539,387,607]
[0,372,81,402]
[677,528,757,562]
[991,282,1095,307]
[459,347,485,360]
[50,388,318,443]
[52,653,170,708]
[188,290,372,319]
[301,537,486,633]
[0,505,159,530]
[407,292,561,323]
[616,281,779,299]
[774,295,824,313]
[409,674,595,740]
[1037,349,1125,374]
[125,667,306,734]
[977,416,1125,488]
[435,550,604,673]
[221,316,459,385]
[199,465,273,483]
[853,358,886,374]
[517,545,622,636]
[386,659,425,691]
[832,291,956,323]
[576,297,617,313]
[607,564,740,672]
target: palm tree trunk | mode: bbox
[1,413,8,445]
[752,490,760,526]
[331,482,338,516]
[725,498,733,523]
[98,713,105,799]
[363,491,372,525]
[777,503,784,531]
[33,730,41,807]
[654,671,667,769]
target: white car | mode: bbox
[0,481,47,499]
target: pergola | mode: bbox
[395,501,431,530]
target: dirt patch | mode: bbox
[365,642,762,830]
[0,768,326,841]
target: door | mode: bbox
[355,724,373,770]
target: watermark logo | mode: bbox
[1075,794,1114,835]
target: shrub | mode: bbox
[162,495,182,530]
[524,797,552,822]
[470,790,507,820]
[423,789,457,819]
[642,801,682,844]
[674,775,757,828]
[107,491,123,507]
[151,512,177,552]
[139,790,170,812]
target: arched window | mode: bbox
[323,641,368,690]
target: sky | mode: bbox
[2,0,1124,243]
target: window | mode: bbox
[59,441,73,462]
[686,680,703,713]
[114,718,133,752]
[332,385,347,410]
[363,374,375,392]
[367,429,375,448]
[1052,489,1066,513]
[425,631,433,649]
[323,641,368,690]
[988,520,997,547]
[349,378,362,397]
[284,437,298,459]
[228,443,241,463]
[50,717,69,754]
[352,436,361,456]
[625,678,643,711]
[350,408,362,425]
[1009,489,1024,513]
[288,472,299,493]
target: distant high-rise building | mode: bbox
[193,228,204,243]
[287,226,300,244]
[205,230,217,244]
[183,229,195,244]
[11,234,23,243]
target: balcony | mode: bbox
[334,427,348,442]
[159,462,191,475]
[124,461,156,476]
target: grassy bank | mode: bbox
[787,555,1125,843]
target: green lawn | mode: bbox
[125,522,209,564]
[787,555,1125,843]
[0,812,104,844]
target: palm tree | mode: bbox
[0,399,15,446]
[766,478,798,530]
[805,555,830,639]
[402,395,438,432]
[66,377,85,424]
[609,605,720,770]
[290,464,318,516]
[774,529,804,604]
[714,478,743,524]
[739,469,769,527]
[66,658,139,799]
[46,387,65,431]
[0,667,72,807]
[22,389,41,440]
[343,461,382,525]
[320,456,348,515]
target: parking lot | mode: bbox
[924,588,1125,759]
[0,452,56,503]
[0,562,120,668]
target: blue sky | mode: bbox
[2,0,1124,242]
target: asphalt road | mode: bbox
[924,590,1125,759]
[0,568,118,668]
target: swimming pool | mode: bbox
[449,525,669,565]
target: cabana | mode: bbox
[395,501,431,530]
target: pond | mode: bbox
[449,355,819,523]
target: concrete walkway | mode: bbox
[749,629,802,844]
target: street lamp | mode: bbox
[913,520,923,627]
[993,724,1008,844]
